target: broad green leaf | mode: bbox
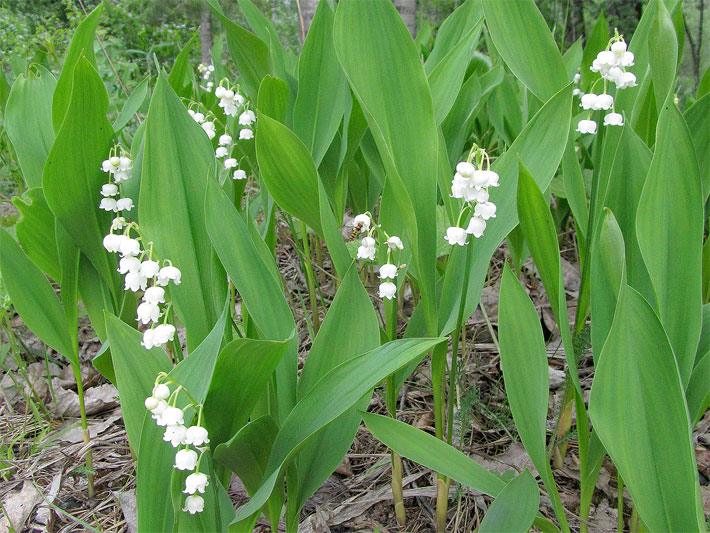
[438,85,573,336]
[256,113,322,234]
[113,76,149,131]
[167,34,197,97]
[293,0,348,166]
[589,284,705,531]
[603,124,654,305]
[424,0,482,74]
[140,73,226,350]
[203,337,291,448]
[42,57,117,293]
[169,299,230,404]
[213,415,280,531]
[136,412,174,531]
[206,0,272,102]
[4,65,56,188]
[232,337,446,521]
[363,412,504,496]
[561,136,588,242]
[12,188,60,281]
[562,38,583,81]
[205,178,297,422]
[515,160,581,397]
[318,180,351,279]
[428,19,483,124]
[683,93,709,203]
[636,102,703,387]
[56,224,80,356]
[590,209,626,364]
[482,0,567,101]
[580,12,608,91]
[334,0,439,335]
[479,470,539,533]
[498,263,567,529]
[648,0,678,111]
[52,3,101,132]
[293,266,379,513]
[238,0,295,85]
[105,313,172,453]
[0,230,73,358]
[79,254,115,344]
[256,75,291,125]
[688,351,710,427]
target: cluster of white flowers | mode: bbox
[144,377,210,514]
[445,147,499,246]
[99,150,134,214]
[576,32,635,135]
[351,213,404,300]
[99,147,182,351]
[197,63,214,92]
[188,109,218,140]
[214,82,256,139]
[214,133,247,180]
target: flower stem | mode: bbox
[300,222,320,334]
[73,364,94,498]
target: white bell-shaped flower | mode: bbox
[183,495,204,514]
[139,260,160,278]
[201,121,216,139]
[576,119,598,134]
[163,424,188,447]
[157,266,182,286]
[620,51,634,67]
[470,170,490,188]
[174,449,198,470]
[603,112,624,126]
[379,263,398,279]
[215,147,228,158]
[580,93,598,110]
[239,129,254,140]
[385,236,404,250]
[466,216,486,238]
[595,94,614,110]
[116,198,134,212]
[153,383,170,400]
[153,324,177,346]
[455,161,475,178]
[233,169,247,180]
[605,66,624,84]
[184,472,209,494]
[125,271,148,292]
[611,40,627,56]
[357,236,377,261]
[118,256,141,274]
[137,302,161,325]
[100,198,118,212]
[190,111,205,124]
[214,86,226,99]
[111,217,127,231]
[445,227,468,246]
[144,396,159,410]
[378,281,397,300]
[150,399,168,418]
[184,426,210,446]
[103,233,124,253]
[144,286,165,305]
[218,134,232,146]
[474,202,497,220]
[162,406,184,427]
[101,183,119,197]
[238,110,256,126]
[142,328,157,350]
[352,213,371,231]
[484,170,500,187]
[474,188,490,204]
[615,71,637,89]
[119,238,141,257]
[119,157,132,172]
[450,173,470,199]
[224,158,237,170]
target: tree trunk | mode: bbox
[393,0,417,38]
[199,5,213,65]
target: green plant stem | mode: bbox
[431,341,448,532]
[384,296,406,526]
[72,364,94,498]
[300,222,320,334]
[447,242,474,445]
[618,473,625,532]
[630,505,639,533]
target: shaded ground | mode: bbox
[1,227,709,532]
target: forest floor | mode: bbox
[1,212,709,533]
